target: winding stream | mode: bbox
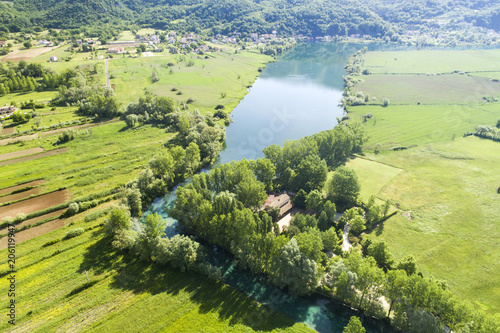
[145,42,398,333]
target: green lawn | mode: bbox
[0,212,313,333]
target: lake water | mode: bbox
[146,42,397,333]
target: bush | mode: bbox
[63,228,84,240]
[58,129,75,143]
[214,104,225,110]
[125,114,138,127]
[214,109,227,119]
[42,238,61,247]
[186,97,194,104]
[67,202,79,216]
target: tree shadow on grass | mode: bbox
[78,231,297,332]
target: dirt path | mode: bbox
[0,219,66,250]
[342,223,352,252]
[0,133,39,146]
[0,127,14,135]
[0,147,68,166]
[105,58,110,87]
[0,190,68,220]
[0,187,41,204]
[0,147,44,162]
[0,180,44,196]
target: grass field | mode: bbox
[363,138,500,313]
[362,49,500,74]
[347,103,500,150]
[354,74,500,105]
[345,158,402,201]
[0,211,313,333]
[109,50,270,113]
[348,48,500,314]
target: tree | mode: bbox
[292,154,328,192]
[250,158,275,191]
[322,227,341,254]
[385,269,408,317]
[183,142,201,175]
[105,206,131,235]
[294,228,324,263]
[144,212,167,240]
[23,41,32,49]
[326,167,360,209]
[396,255,418,276]
[349,215,366,236]
[343,316,366,333]
[366,240,393,271]
[271,238,319,295]
[139,43,147,52]
[305,189,324,212]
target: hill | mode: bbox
[1,0,500,37]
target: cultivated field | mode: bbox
[0,189,68,220]
[0,45,60,62]
[348,48,500,314]
[0,211,313,332]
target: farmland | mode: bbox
[347,48,500,314]
[0,209,312,332]
[0,36,304,333]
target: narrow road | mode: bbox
[342,223,352,252]
[105,58,110,88]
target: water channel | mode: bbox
[145,42,398,333]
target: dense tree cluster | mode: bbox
[105,207,221,279]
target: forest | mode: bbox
[1,0,500,37]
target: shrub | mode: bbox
[58,129,75,143]
[214,104,225,110]
[186,98,194,104]
[125,114,138,127]
[214,109,227,119]
[67,202,79,216]
[63,228,84,240]
[382,97,390,107]
[220,92,227,98]
[176,91,182,95]
[42,238,61,247]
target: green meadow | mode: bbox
[362,49,500,74]
[0,209,313,333]
[354,74,500,105]
[109,50,270,112]
[347,48,500,314]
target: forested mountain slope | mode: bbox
[1,0,499,36]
